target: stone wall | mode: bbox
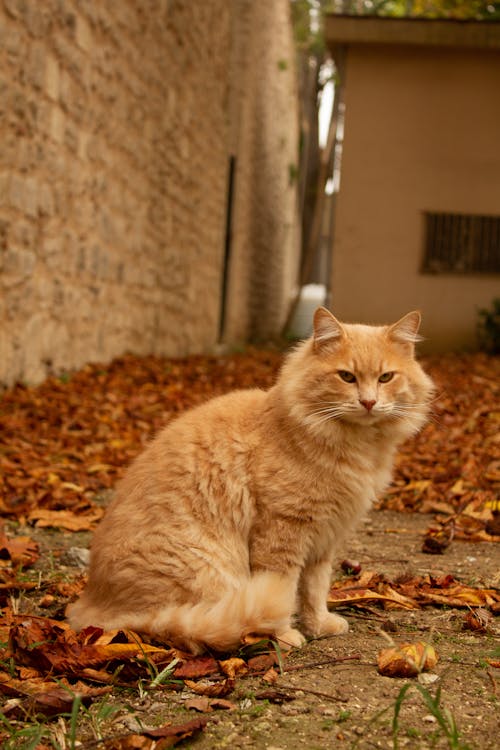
[0,0,300,385]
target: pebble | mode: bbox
[280,703,310,716]
[418,672,439,686]
[65,546,90,567]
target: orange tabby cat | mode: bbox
[68,308,434,652]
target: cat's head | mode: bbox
[281,307,435,439]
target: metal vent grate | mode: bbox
[422,212,500,274]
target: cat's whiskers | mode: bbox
[382,402,433,424]
[307,401,359,423]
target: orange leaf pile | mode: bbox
[381,353,500,541]
[1,351,498,535]
[0,351,282,524]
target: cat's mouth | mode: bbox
[344,406,388,425]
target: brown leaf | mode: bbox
[378,642,438,678]
[247,654,279,673]
[328,585,418,610]
[185,696,212,713]
[28,508,103,531]
[262,666,279,684]
[183,678,235,697]
[144,718,209,748]
[101,737,151,750]
[208,698,236,710]
[218,657,248,679]
[0,529,39,568]
[463,608,492,632]
[173,656,220,680]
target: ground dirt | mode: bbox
[11,507,499,750]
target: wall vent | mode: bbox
[422,212,500,274]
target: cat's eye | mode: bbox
[379,372,394,383]
[338,370,356,383]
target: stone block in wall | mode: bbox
[4,27,26,63]
[44,54,60,100]
[1,247,36,287]
[25,41,46,90]
[8,174,38,217]
[49,105,64,143]
[38,183,55,217]
[75,14,92,52]
[24,1,51,38]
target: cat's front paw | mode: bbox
[319,612,349,636]
[275,628,306,650]
[303,612,349,638]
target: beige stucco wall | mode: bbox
[330,43,500,350]
[0,0,300,385]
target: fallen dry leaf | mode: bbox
[100,718,209,749]
[184,696,212,713]
[262,666,279,684]
[183,678,235,697]
[377,642,438,678]
[173,656,220,680]
[463,608,492,633]
[218,657,248,679]
[28,508,104,531]
[329,572,500,613]
[0,526,39,568]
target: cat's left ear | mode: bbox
[388,311,423,347]
[313,307,345,352]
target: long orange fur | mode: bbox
[67,308,434,652]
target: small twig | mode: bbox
[282,653,362,673]
[376,627,396,647]
[248,652,361,677]
[278,683,349,703]
[361,557,410,564]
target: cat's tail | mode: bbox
[68,571,293,653]
[142,570,297,653]
[68,571,298,653]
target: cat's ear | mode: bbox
[388,311,423,346]
[313,307,345,352]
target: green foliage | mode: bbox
[0,711,59,750]
[290,0,329,55]
[477,298,500,354]
[328,0,500,19]
[392,682,471,750]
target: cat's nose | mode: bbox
[360,399,376,412]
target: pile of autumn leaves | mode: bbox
[1,348,498,541]
[0,348,499,746]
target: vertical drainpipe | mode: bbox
[325,44,346,311]
[218,154,236,342]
